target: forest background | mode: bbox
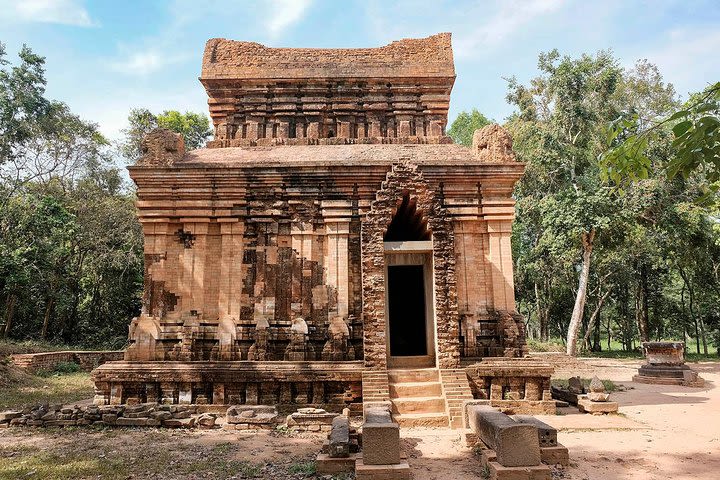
[1,41,718,357]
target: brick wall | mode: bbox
[10,351,124,374]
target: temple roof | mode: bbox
[201,33,455,81]
[175,143,506,167]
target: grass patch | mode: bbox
[527,339,565,352]
[552,377,617,392]
[0,371,94,410]
[287,461,316,475]
[0,446,128,480]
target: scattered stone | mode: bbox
[197,413,216,429]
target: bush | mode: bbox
[54,361,81,374]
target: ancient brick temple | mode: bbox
[93,33,555,426]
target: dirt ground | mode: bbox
[1,358,719,479]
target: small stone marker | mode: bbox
[467,405,541,467]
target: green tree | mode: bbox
[119,108,212,162]
[0,42,51,166]
[601,81,720,202]
[507,49,624,355]
[448,109,492,146]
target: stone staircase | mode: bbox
[362,370,390,403]
[388,368,449,428]
[439,369,474,429]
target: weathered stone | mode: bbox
[102,414,118,424]
[587,392,610,402]
[512,416,557,447]
[472,124,517,163]
[589,376,605,393]
[0,412,22,422]
[467,405,541,467]
[197,413,216,429]
[362,422,401,466]
[328,416,350,458]
[91,32,532,425]
[577,396,618,414]
[634,341,704,387]
[115,417,148,427]
[163,417,195,428]
[567,377,584,395]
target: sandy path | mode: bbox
[399,359,720,480]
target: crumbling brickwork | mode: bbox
[200,34,455,146]
[361,162,460,369]
[97,34,533,409]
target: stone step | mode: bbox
[393,412,449,428]
[391,396,446,414]
[388,368,439,384]
[389,381,442,398]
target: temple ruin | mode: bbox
[93,33,555,427]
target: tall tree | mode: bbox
[507,49,623,355]
[448,109,492,146]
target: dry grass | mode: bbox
[0,370,94,410]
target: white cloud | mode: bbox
[453,0,566,58]
[635,27,720,97]
[108,48,191,76]
[0,0,96,26]
[266,0,314,37]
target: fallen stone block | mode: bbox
[226,405,277,424]
[102,413,118,425]
[197,413,216,429]
[512,416,557,447]
[467,405,540,467]
[329,416,350,458]
[115,417,149,427]
[486,461,551,480]
[577,397,618,414]
[0,412,22,422]
[163,417,195,428]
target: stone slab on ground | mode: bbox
[577,397,619,414]
[487,461,552,480]
[467,405,541,467]
[355,457,411,480]
[316,452,359,475]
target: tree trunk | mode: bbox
[581,289,610,352]
[41,297,54,340]
[566,229,595,356]
[699,316,708,355]
[678,267,700,354]
[534,282,549,342]
[3,294,18,338]
[636,264,650,342]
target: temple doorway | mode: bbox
[388,264,427,356]
[384,249,436,368]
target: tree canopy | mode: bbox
[447,108,492,146]
[118,108,212,162]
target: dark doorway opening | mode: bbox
[387,264,427,356]
[384,193,431,242]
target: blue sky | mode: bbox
[1,0,719,141]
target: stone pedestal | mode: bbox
[633,341,704,387]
